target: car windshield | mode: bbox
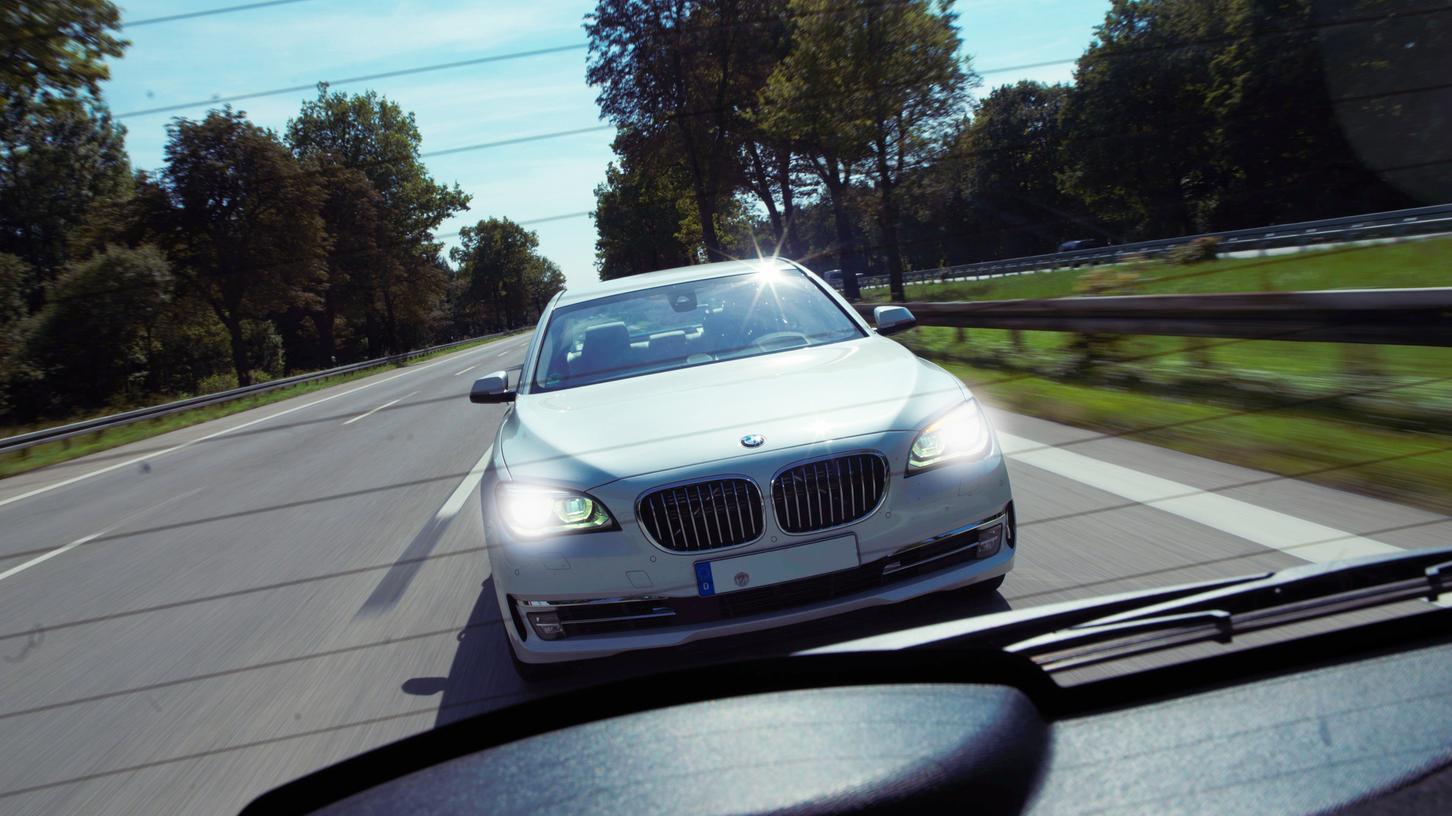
[2,0,1448,813]
[532,269,864,391]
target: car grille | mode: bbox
[771,453,889,534]
[637,478,764,551]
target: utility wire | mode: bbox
[125,0,322,27]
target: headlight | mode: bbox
[496,483,616,537]
[907,400,991,474]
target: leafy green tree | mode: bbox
[1204,0,1419,226]
[592,139,698,279]
[764,0,970,301]
[17,244,171,413]
[160,109,326,386]
[1,1,130,304]
[587,0,783,261]
[286,86,470,355]
[450,218,563,331]
[953,81,1099,257]
[1,0,124,116]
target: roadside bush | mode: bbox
[195,372,238,395]
[1166,236,1220,265]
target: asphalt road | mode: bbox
[0,333,1448,815]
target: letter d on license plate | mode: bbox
[695,535,860,597]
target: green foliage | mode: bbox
[1,1,129,300]
[587,0,783,258]
[286,86,471,358]
[450,218,564,333]
[160,108,327,386]
[0,0,125,115]
[13,244,171,415]
[1166,236,1221,265]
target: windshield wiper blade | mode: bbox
[1007,547,1452,673]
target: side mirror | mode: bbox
[873,305,917,336]
[469,371,516,404]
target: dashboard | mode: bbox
[245,611,1452,815]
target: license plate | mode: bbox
[694,535,860,597]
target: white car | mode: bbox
[470,258,1015,669]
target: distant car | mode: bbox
[820,268,843,287]
[1057,238,1111,252]
[468,258,1016,671]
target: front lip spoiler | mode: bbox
[513,511,1012,640]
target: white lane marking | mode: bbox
[439,445,494,522]
[0,488,203,584]
[0,342,507,510]
[342,391,417,426]
[998,432,1401,564]
[453,365,477,377]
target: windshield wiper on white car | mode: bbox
[804,546,1452,672]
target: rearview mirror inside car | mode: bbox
[873,305,917,336]
[470,371,516,403]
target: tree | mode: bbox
[952,81,1098,258]
[587,0,781,261]
[286,86,470,355]
[160,109,326,386]
[450,219,563,332]
[1,1,130,304]
[592,134,698,280]
[764,0,971,301]
[17,244,171,413]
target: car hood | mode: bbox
[498,336,966,487]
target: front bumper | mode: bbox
[503,508,1014,663]
[485,429,1015,664]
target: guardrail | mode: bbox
[853,288,1452,347]
[838,202,1452,292]
[0,332,508,455]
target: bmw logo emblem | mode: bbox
[740,433,765,448]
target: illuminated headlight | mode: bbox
[907,400,991,475]
[496,483,616,537]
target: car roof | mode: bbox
[554,258,800,306]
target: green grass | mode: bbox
[941,359,1452,515]
[866,235,1452,303]
[0,333,520,481]
[873,237,1452,512]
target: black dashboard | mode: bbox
[244,610,1452,815]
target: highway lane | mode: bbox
[1,332,1448,814]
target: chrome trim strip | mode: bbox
[880,513,1007,576]
[559,609,677,626]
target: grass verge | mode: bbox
[938,358,1452,516]
[0,332,521,481]
[865,234,1452,302]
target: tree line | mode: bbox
[586,0,1445,301]
[1,2,564,426]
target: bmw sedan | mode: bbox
[469,258,1015,669]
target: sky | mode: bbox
[103,0,1110,290]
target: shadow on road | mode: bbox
[403,576,1012,729]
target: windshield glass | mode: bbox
[2,0,1449,812]
[532,269,864,391]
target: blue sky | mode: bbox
[104,1,1109,289]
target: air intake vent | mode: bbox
[638,478,763,552]
[772,453,888,534]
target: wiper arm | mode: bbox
[1007,547,1452,673]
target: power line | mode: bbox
[125,0,322,27]
[116,43,589,119]
[420,126,613,158]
